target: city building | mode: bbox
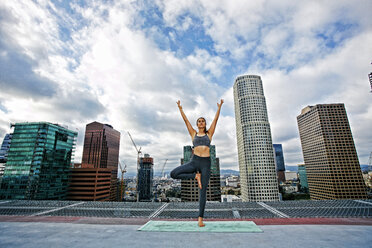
[0,122,77,200]
[137,154,154,201]
[221,194,242,202]
[285,171,298,181]
[298,164,309,192]
[225,175,239,188]
[282,184,298,194]
[67,168,112,201]
[180,145,221,202]
[0,133,12,179]
[273,144,286,182]
[0,133,12,162]
[233,74,279,201]
[79,121,120,201]
[0,164,5,178]
[297,104,367,200]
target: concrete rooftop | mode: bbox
[1,199,372,248]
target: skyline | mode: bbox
[0,1,371,174]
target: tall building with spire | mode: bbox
[233,75,279,201]
[297,104,367,200]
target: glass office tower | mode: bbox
[137,154,154,201]
[297,164,309,192]
[273,144,285,171]
[0,122,77,200]
[0,134,12,162]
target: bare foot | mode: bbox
[198,217,205,227]
[195,172,202,189]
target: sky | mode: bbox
[0,0,371,175]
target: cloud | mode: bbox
[0,0,371,175]
[0,41,59,98]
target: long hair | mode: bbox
[196,117,208,134]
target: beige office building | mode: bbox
[233,75,279,201]
[297,104,367,200]
[180,145,221,202]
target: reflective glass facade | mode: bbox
[0,122,77,200]
[0,133,12,162]
[273,144,285,172]
[137,154,153,201]
[298,164,309,191]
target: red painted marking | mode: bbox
[153,217,372,226]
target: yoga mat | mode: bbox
[137,220,263,233]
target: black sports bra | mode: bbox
[193,134,211,147]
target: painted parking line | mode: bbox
[31,202,85,216]
[257,202,289,218]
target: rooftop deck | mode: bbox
[0,199,371,220]
[1,200,372,248]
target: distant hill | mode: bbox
[124,164,369,178]
[220,169,240,176]
[285,166,298,172]
[360,164,369,172]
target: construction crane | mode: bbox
[127,131,142,202]
[118,161,127,202]
[161,159,168,179]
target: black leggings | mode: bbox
[170,155,211,218]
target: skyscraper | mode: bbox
[0,133,12,163]
[180,145,221,202]
[297,164,308,192]
[273,144,285,171]
[233,75,279,201]
[0,122,77,200]
[0,133,12,178]
[80,122,120,201]
[137,154,153,201]
[273,144,286,182]
[297,104,367,200]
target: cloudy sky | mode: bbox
[0,0,371,175]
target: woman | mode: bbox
[170,99,223,227]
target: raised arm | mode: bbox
[208,99,224,139]
[177,100,196,138]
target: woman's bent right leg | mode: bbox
[170,160,197,180]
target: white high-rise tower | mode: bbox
[233,75,279,201]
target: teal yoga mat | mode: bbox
[137,221,263,233]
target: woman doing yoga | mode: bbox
[170,99,223,227]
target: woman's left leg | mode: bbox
[198,158,211,218]
[170,160,197,180]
